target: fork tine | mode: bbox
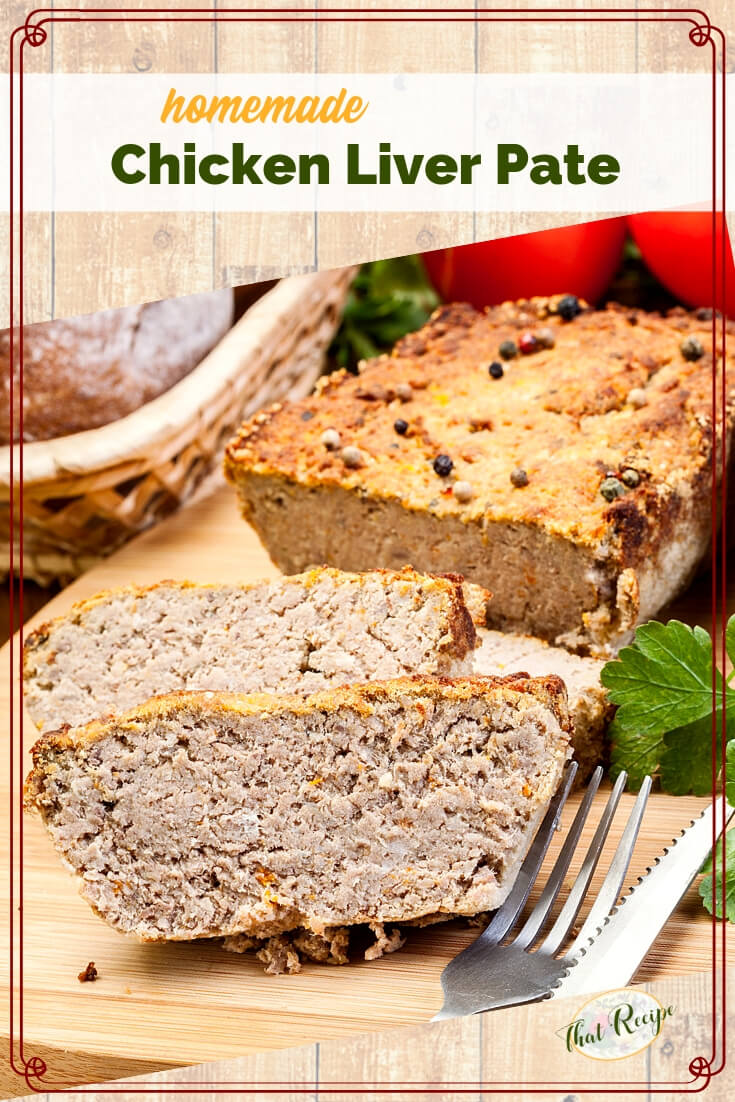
[567,774,652,957]
[511,766,603,951]
[538,769,628,956]
[476,759,578,947]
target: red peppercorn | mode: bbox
[518,332,539,355]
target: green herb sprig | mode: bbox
[699,741,735,922]
[600,618,735,921]
[329,256,439,371]
[601,618,734,793]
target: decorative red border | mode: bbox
[6,5,729,1096]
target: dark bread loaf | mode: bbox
[2,289,233,444]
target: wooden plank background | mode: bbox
[13,969,734,1101]
[1,0,732,323]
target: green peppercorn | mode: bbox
[510,467,529,488]
[600,477,626,502]
[680,335,705,361]
[621,468,641,488]
[498,340,518,361]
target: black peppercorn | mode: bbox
[488,361,504,379]
[557,294,582,321]
[433,454,454,477]
[510,468,529,488]
[393,418,408,435]
[498,340,518,361]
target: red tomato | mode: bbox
[421,218,627,309]
[628,212,735,317]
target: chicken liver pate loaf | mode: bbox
[24,567,480,732]
[474,628,612,779]
[225,298,734,653]
[25,676,571,953]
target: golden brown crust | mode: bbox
[459,580,492,626]
[224,298,734,570]
[25,673,571,806]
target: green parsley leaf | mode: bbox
[726,619,735,672]
[608,723,665,790]
[699,830,735,923]
[606,622,735,923]
[601,620,718,737]
[659,712,726,796]
[603,619,734,794]
[329,257,439,371]
[726,740,735,807]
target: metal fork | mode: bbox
[434,761,652,1020]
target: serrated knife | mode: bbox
[549,797,734,1001]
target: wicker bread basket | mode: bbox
[0,268,354,584]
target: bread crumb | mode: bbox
[365,923,406,961]
[78,961,98,983]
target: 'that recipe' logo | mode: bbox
[559,989,675,1060]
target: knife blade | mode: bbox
[549,796,734,1000]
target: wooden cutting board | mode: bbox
[2,479,733,1094]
